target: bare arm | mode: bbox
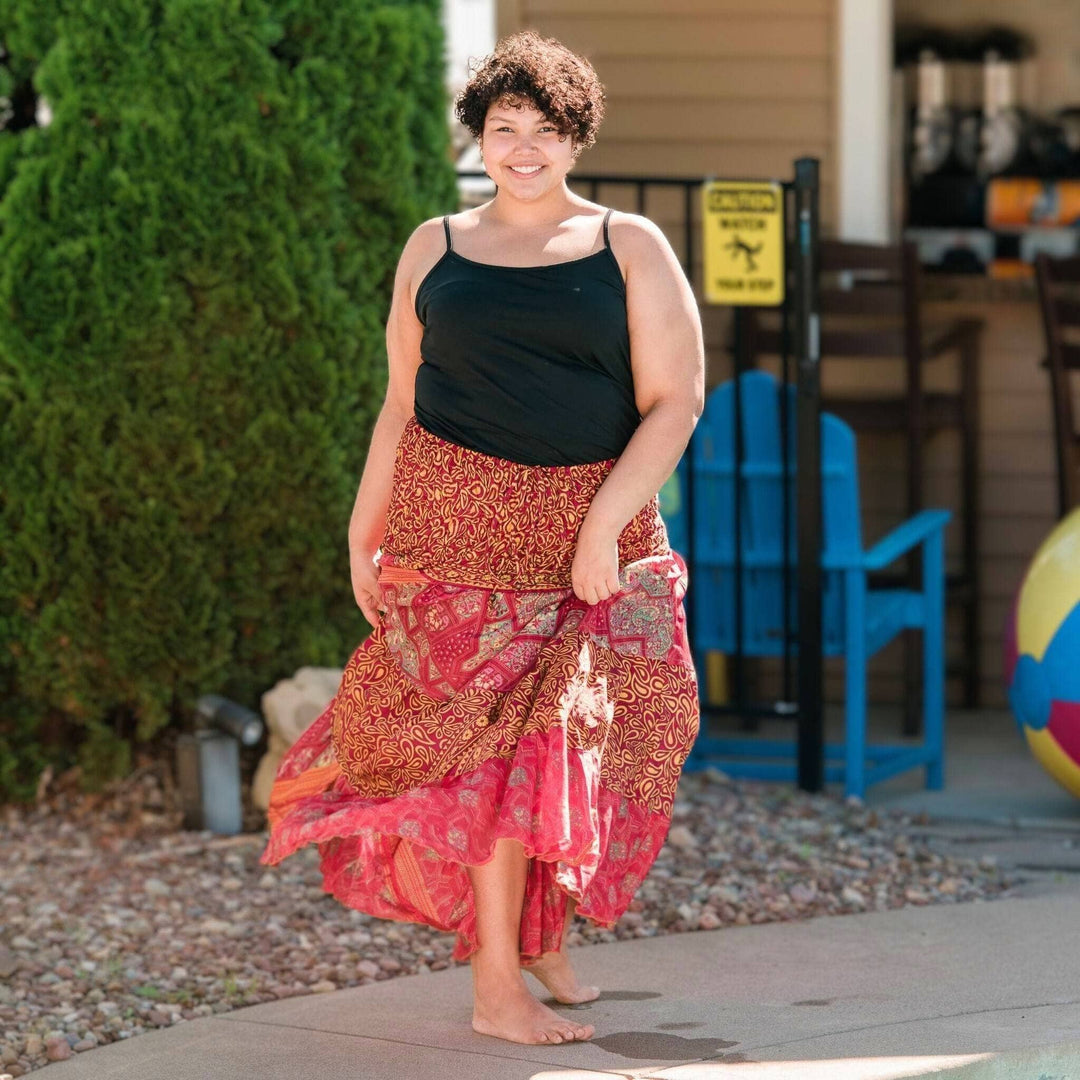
[581,214,705,542]
[347,220,441,558]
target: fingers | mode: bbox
[574,578,622,605]
[357,591,386,628]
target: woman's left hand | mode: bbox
[571,521,622,605]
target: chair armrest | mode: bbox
[922,317,983,359]
[862,510,951,571]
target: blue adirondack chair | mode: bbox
[662,370,949,798]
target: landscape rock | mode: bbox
[0,747,1020,1076]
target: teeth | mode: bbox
[510,165,542,174]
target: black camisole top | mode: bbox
[413,208,641,466]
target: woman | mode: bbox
[260,30,704,1047]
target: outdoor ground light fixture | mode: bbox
[175,694,264,835]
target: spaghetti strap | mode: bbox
[602,207,613,248]
[443,215,453,252]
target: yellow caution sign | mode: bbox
[702,180,784,306]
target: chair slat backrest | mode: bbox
[690,377,738,563]
[740,240,919,362]
[680,371,863,656]
[736,239,927,532]
[689,380,739,650]
[820,240,904,274]
[821,413,863,566]
[752,325,906,358]
[739,370,794,558]
[738,371,796,652]
[820,284,905,318]
[658,465,688,557]
[1035,253,1080,517]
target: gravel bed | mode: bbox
[0,755,1021,1076]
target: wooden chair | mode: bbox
[664,371,949,798]
[735,239,983,729]
[1034,254,1080,519]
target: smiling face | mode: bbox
[479,97,576,197]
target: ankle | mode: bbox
[525,947,563,963]
[471,959,527,992]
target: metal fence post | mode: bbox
[793,157,824,793]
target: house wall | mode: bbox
[495,0,1059,710]
[496,0,838,235]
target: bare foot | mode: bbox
[472,975,595,1045]
[522,949,600,1004]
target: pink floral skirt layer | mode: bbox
[259,416,700,964]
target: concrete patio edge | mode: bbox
[31,884,1080,1080]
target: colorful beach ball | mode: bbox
[1003,507,1080,798]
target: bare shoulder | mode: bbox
[605,210,682,281]
[391,215,450,315]
[399,215,449,277]
[606,210,671,247]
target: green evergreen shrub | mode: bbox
[0,0,458,801]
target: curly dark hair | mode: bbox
[453,31,606,160]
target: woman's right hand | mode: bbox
[350,545,386,629]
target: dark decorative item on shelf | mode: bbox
[1029,107,1080,180]
[1060,108,1080,173]
[901,22,1080,275]
[895,26,962,183]
[907,174,986,229]
[958,27,1035,180]
[952,111,982,178]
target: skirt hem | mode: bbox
[259,724,672,963]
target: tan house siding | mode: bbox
[495,1,1057,711]
[496,0,838,238]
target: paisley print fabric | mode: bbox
[380,415,671,589]
[259,415,700,964]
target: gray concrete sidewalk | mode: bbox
[36,881,1080,1080]
[34,706,1080,1080]
[865,706,1080,832]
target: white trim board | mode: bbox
[837,0,893,242]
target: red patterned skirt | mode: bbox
[259,416,700,964]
